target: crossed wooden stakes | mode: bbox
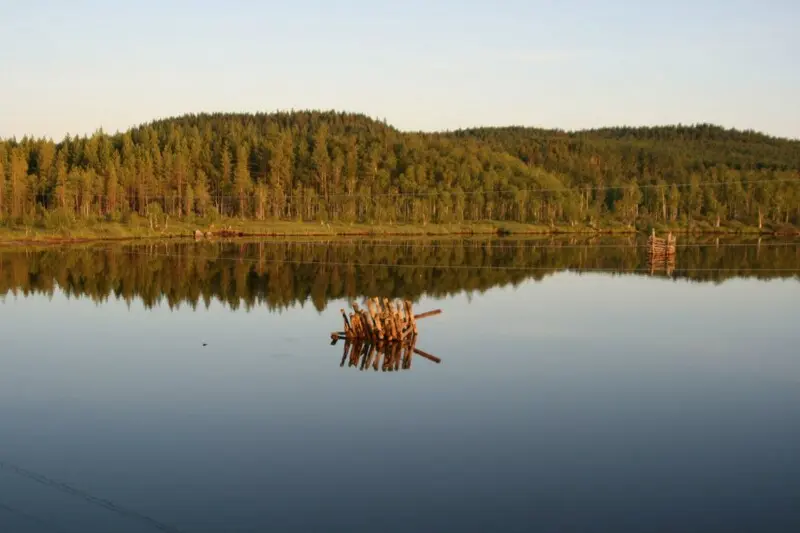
[330,297,443,372]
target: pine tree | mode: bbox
[0,153,5,219]
[312,124,331,200]
[35,142,56,200]
[9,147,28,220]
[219,145,232,215]
[53,151,69,210]
[105,162,119,215]
[194,169,211,217]
[234,145,252,217]
[173,148,188,216]
[255,184,268,221]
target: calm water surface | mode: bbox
[1,237,799,533]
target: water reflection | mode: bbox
[0,236,798,312]
[0,239,798,533]
[335,337,442,373]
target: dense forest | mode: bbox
[1,111,798,231]
[2,239,797,311]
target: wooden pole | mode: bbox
[405,300,418,334]
[414,309,442,320]
[341,309,351,337]
[352,303,369,339]
[351,313,363,338]
[384,298,398,340]
[413,347,442,364]
[396,300,408,333]
[367,298,384,340]
[362,310,376,341]
[391,300,404,341]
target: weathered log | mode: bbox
[383,298,399,339]
[404,300,418,334]
[356,303,379,341]
[367,298,384,340]
[359,309,375,340]
[341,309,352,336]
[356,312,366,339]
[391,301,404,340]
[413,347,442,364]
[414,309,442,320]
[395,301,407,333]
[350,313,362,338]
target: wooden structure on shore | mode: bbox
[648,229,677,274]
[330,298,441,343]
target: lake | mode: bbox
[1,236,799,533]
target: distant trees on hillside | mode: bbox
[1,112,798,228]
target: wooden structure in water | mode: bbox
[648,229,677,274]
[330,298,443,372]
[330,298,441,343]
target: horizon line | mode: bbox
[2,108,798,143]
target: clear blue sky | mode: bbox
[1,0,798,140]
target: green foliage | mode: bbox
[40,207,77,230]
[1,112,798,230]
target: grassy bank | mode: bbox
[0,219,635,245]
[0,217,795,246]
[643,220,799,236]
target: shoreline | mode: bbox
[0,220,796,247]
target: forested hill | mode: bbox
[454,124,800,173]
[1,111,798,230]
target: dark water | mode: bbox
[1,237,799,533]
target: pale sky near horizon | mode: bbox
[1,0,798,140]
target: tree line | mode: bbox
[1,111,798,229]
[2,239,797,311]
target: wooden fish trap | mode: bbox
[330,298,441,343]
[648,229,677,274]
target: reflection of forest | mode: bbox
[1,237,798,311]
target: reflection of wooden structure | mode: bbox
[648,229,677,275]
[334,336,442,372]
[330,298,441,343]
